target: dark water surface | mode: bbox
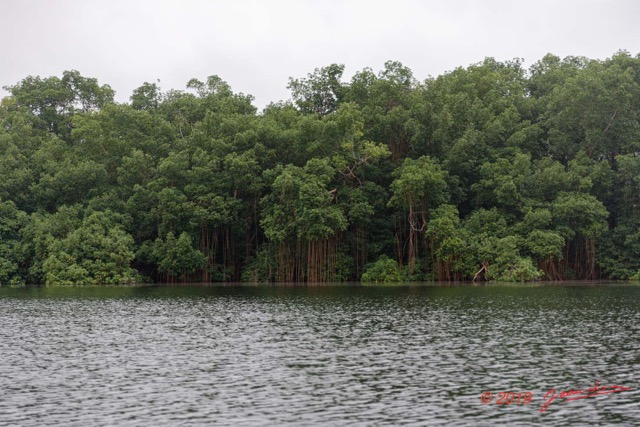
[1,283,639,426]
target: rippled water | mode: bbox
[1,284,639,426]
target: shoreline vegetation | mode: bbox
[2,52,640,286]
[2,280,639,289]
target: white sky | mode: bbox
[1,0,639,110]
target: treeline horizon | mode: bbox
[1,51,640,285]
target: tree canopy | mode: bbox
[2,51,640,285]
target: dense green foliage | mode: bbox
[2,51,640,285]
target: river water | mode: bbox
[0,283,639,426]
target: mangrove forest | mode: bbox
[1,51,640,285]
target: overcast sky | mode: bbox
[1,0,639,110]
